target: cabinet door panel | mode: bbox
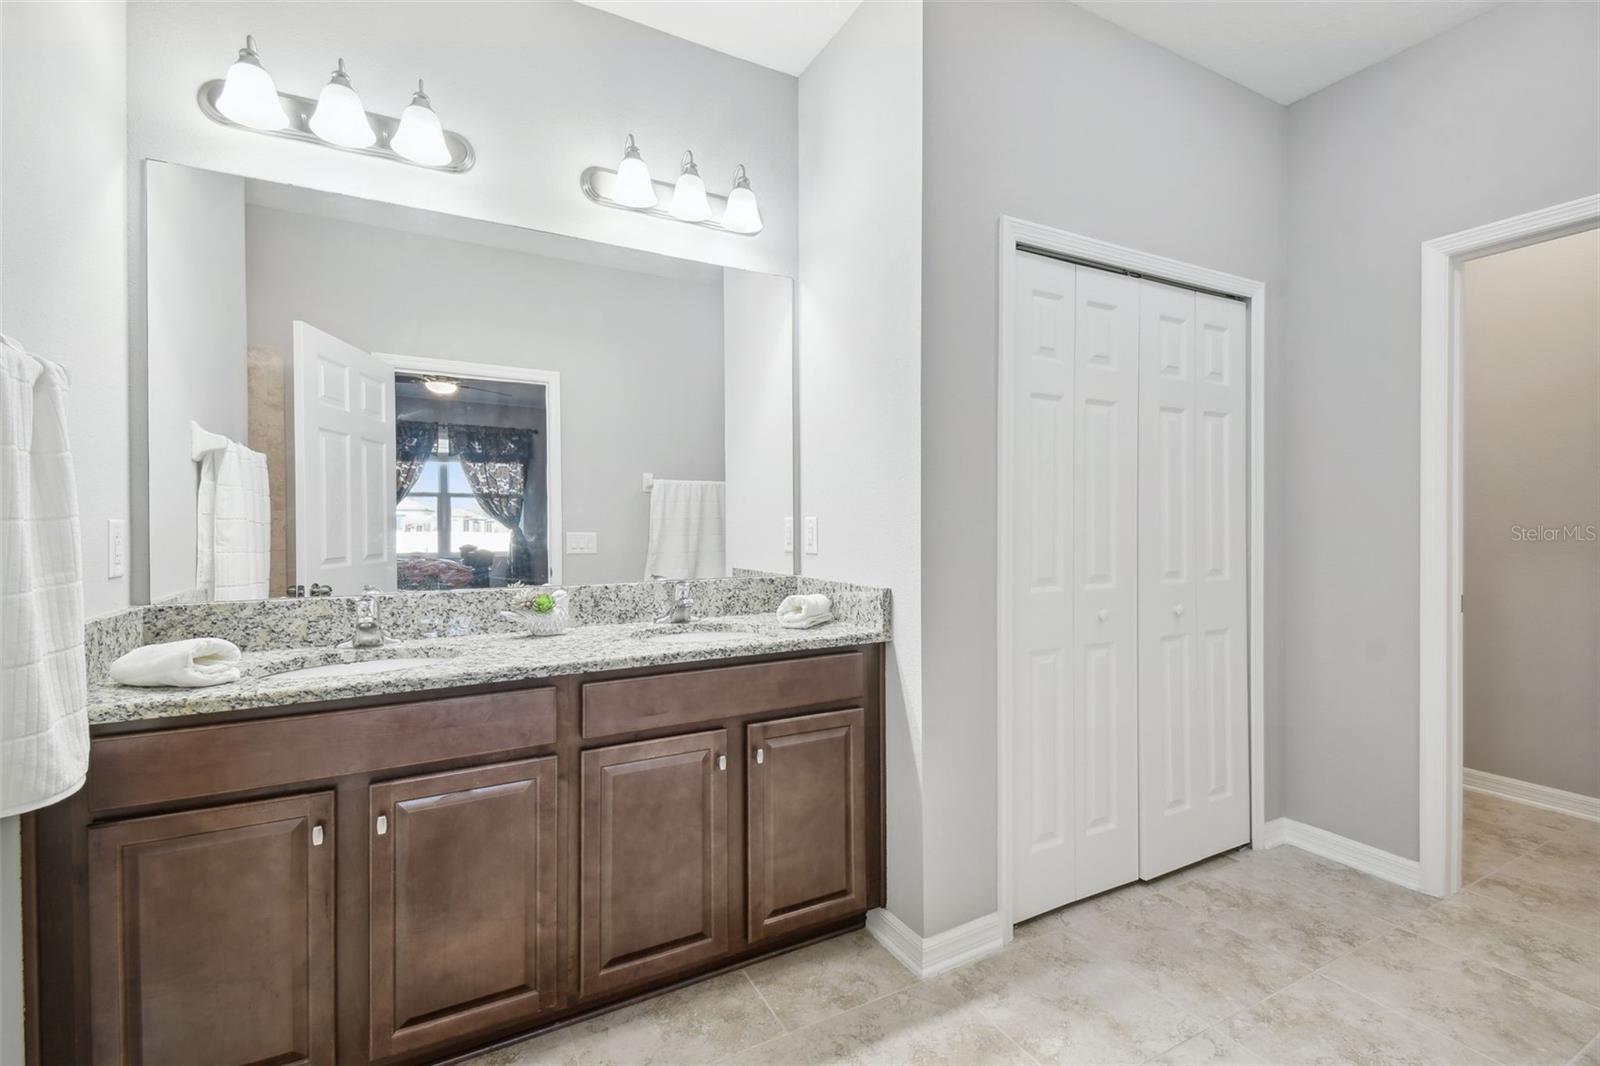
[369,757,559,1059]
[581,731,728,998]
[747,708,868,942]
[89,793,335,1066]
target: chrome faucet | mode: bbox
[655,581,695,624]
[350,585,386,648]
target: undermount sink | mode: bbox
[267,657,445,683]
[644,626,764,645]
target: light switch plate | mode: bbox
[803,516,819,555]
[783,516,794,553]
[107,518,127,578]
[565,531,598,555]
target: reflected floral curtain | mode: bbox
[395,421,438,503]
[454,424,537,581]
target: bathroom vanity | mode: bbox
[26,581,889,1066]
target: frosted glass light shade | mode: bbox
[721,166,763,234]
[613,135,657,208]
[669,152,711,223]
[309,60,376,149]
[391,82,450,166]
[215,37,287,130]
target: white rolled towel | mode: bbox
[110,638,243,688]
[777,593,833,629]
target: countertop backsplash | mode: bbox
[84,573,890,683]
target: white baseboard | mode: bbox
[866,908,1004,979]
[1255,817,1423,892]
[1254,818,1287,848]
[1464,768,1600,822]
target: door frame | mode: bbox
[376,353,563,585]
[995,216,1267,940]
[1416,194,1600,898]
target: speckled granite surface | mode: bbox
[85,574,890,725]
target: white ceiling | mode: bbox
[574,0,862,76]
[1074,1,1498,105]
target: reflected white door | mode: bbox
[1010,254,1141,920]
[292,321,396,594]
[1137,283,1250,878]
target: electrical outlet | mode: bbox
[783,516,794,553]
[565,531,598,555]
[107,518,127,578]
[803,516,819,555]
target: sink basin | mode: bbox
[267,657,444,682]
[645,627,764,645]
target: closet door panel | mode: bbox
[1010,251,1078,922]
[1138,280,1202,879]
[1191,294,1250,852]
[1071,265,1141,897]
[1137,282,1250,879]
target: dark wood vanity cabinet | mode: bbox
[580,731,730,998]
[29,645,885,1066]
[747,707,870,943]
[87,793,337,1066]
[368,758,560,1060]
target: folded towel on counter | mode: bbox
[777,593,833,629]
[110,638,243,688]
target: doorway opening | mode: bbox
[1418,195,1600,897]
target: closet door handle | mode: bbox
[1096,609,1109,623]
[1172,604,1185,617]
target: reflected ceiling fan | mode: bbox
[396,372,529,402]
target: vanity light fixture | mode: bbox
[612,135,658,209]
[309,59,377,149]
[720,165,764,235]
[213,35,289,130]
[390,81,451,166]
[580,139,763,236]
[669,151,712,223]
[422,378,460,396]
[199,37,475,171]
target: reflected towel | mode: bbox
[0,335,89,816]
[196,439,271,601]
[777,593,833,629]
[110,638,243,688]
[644,479,726,580]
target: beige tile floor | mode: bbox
[468,792,1600,1065]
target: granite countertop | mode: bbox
[88,613,886,725]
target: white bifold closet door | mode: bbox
[1009,252,1249,921]
[1010,253,1141,922]
[1136,280,1249,879]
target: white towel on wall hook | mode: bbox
[0,334,89,816]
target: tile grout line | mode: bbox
[720,972,931,1062]
[739,969,788,1034]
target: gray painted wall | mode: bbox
[1283,1,1600,858]
[244,204,726,585]
[920,0,1288,934]
[1463,229,1599,798]
[799,0,926,932]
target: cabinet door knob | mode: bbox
[755,748,765,765]
[717,754,727,772]
[376,814,388,836]
[1097,609,1109,623]
[311,823,325,847]
[1172,604,1185,617]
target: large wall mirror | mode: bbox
[135,161,796,603]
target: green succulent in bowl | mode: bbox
[530,593,556,615]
